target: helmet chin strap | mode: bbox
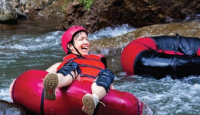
[72,43,83,57]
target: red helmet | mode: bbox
[61,26,87,54]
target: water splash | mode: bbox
[0,89,12,102]
[114,74,200,115]
[89,24,135,40]
[181,14,200,22]
[1,22,200,115]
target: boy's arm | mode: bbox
[46,62,62,73]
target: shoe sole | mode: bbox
[82,94,95,115]
[43,73,58,100]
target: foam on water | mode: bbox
[89,24,135,40]
[0,89,11,102]
[114,74,200,115]
[0,25,135,54]
[182,14,200,22]
[0,31,63,52]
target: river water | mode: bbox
[0,19,200,115]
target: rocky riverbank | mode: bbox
[1,0,200,32]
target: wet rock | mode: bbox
[1,0,200,32]
[0,0,18,24]
[20,0,28,5]
[90,22,200,56]
[23,0,64,20]
[0,100,31,115]
[59,0,200,32]
[8,0,28,19]
[25,0,55,11]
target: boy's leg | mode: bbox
[82,69,115,115]
[82,93,99,115]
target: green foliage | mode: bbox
[62,0,70,12]
[79,0,94,11]
[62,3,67,12]
[62,0,94,12]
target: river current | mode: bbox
[0,19,200,115]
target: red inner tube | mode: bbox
[121,36,200,79]
[11,70,144,115]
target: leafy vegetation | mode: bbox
[79,0,94,10]
[62,0,94,11]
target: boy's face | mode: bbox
[68,32,90,56]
